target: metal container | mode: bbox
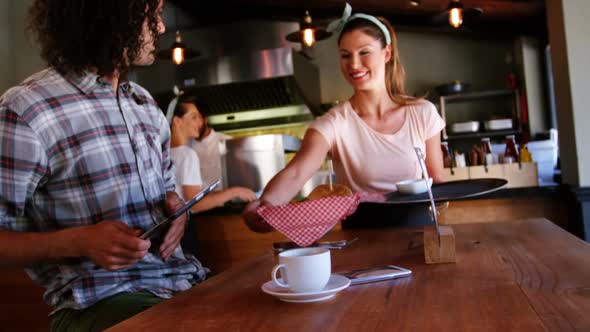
[484,119,513,131]
[221,134,301,192]
[451,121,480,133]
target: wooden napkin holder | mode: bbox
[423,225,456,264]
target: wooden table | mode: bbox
[108,219,590,331]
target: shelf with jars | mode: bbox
[439,89,521,141]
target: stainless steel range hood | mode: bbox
[178,47,321,132]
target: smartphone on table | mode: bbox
[335,265,412,285]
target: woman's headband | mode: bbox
[327,3,391,45]
[165,85,184,125]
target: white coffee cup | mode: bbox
[271,247,331,293]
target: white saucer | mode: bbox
[261,274,351,303]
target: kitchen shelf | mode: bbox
[440,89,516,102]
[446,129,520,140]
[439,89,521,140]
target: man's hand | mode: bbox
[74,221,151,271]
[160,192,187,261]
[242,200,274,233]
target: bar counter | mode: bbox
[189,185,572,274]
[109,219,590,331]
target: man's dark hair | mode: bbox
[28,0,161,76]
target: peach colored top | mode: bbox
[308,99,445,193]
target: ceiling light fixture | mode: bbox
[448,0,464,28]
[286,11,332,48]
[157,30,200,65]
[409,0,421,7]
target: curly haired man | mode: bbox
[0,1,209,330]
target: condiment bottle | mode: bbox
[504,135,519,163]
[441,142,452,168]
[470,145,485,166]
[454,150,467,168]
[481,137,493,166]
[520,145,532,163]
[481,138,492,154]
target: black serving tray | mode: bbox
[382,178,507,205]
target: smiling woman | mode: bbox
[243,3,445,232]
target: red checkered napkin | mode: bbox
[257,193,363,247]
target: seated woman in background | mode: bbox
[243,4,445,231]
[168,99,256,212]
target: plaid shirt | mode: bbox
[0,69,208,312]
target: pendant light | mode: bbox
[286,11,331,48]
[448,0,464,28]
[157,31,199,65]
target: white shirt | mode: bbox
[170,145,203,200]
[191,129,232,189]
[309,99,445,193]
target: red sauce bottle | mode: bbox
[481,138,493,165]
[504,135,519,163]
[481,138,492,154]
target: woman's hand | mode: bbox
[230,187,257,202]
[242,200,274,233]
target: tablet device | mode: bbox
[139,179,220,240]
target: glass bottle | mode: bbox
[520,145,532,163]
[504,135,519,163]
[441,142,452,168]
[480,138,492,153]
[480,137,493,165]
